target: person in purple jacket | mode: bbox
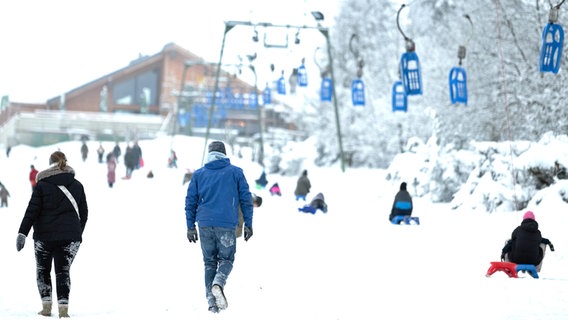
[185,141,254,313]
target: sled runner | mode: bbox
[485,261,539,279]
[516,264,539,279]
[391,215,420,225]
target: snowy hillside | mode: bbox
[1,135,568,319]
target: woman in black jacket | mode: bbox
[501,211,554,272]
[16,151,88,318]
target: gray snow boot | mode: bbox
[38,301,52,316]
[58,305,69,318]
[211,284,228,310]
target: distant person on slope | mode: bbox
[29,165,39,192]
[255,170,268,189]
[501,211,555,272]
[298,192,328,214]
[0,182,10,207]
[389,182,413,223]
[236,193,262,238]
[269,182,282,196]
[294,169,311,201]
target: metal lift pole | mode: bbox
[201,23,232,166]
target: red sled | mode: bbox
[486,261,518,278]
[485,261,539,279]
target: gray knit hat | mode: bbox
[208,141,226,155]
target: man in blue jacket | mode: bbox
[185,141,254,313]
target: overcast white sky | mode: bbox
[0,0,341,103]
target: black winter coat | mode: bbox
[18,166,88,242]
[507,219,543,265]
[389,190,413,221]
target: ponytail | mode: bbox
[49,151,68,170]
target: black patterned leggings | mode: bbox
[34,240,81,304]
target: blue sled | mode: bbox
[298,206,317,214]
[391,215,420,225]
[516,264,539,279]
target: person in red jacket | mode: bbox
[29,165,39,192]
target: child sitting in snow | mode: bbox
[269,183,281,196]
[501,211,555,272]
[298,193,327,214]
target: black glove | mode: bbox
[16,233,26,251]
[187,228,198,243]
[244,226,253,241]
[549,243,555,252]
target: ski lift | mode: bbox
[352,79,365,106]
[449,14,473,105]
[539,2,565,74]
[298,58,308,87]
[392,81,407,112]
[277,71,286,95]
[449,67,468,105]
[262,84,272,104]
[320,77,332,102]
[397,4,423,95]
[349,34,365,106]
[248,92,258,109]
[314,46,333,102]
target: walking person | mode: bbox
[123,145,136,179]
[30,165,39,192]
[80,142,88,162]
[96,143,105,163]
[185,141,254,313]
[294,169,311,201]
[112,142,121,163]
[0,182,10,207]
[106,152,117,188]
[16,151,88,318]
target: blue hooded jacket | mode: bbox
[185,156,253,229]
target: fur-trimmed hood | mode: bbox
[36,165,75,184]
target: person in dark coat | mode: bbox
[185,141,254,313]
[389,182,413,223]
[132,141,142,169]
[0,182,10,207]
[501,211,555,272]
[123,146,137,179]
[16,151,88,318]
[255,171,268,189]
[299,192,327,214]
[80,142,88,162]
[294,169,311,201]
[112,142,122,163]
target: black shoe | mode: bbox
[211,284,228,310]
[208,305,219,313]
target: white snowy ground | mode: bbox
[1,136,567,320]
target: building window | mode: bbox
[112,69,159,107]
